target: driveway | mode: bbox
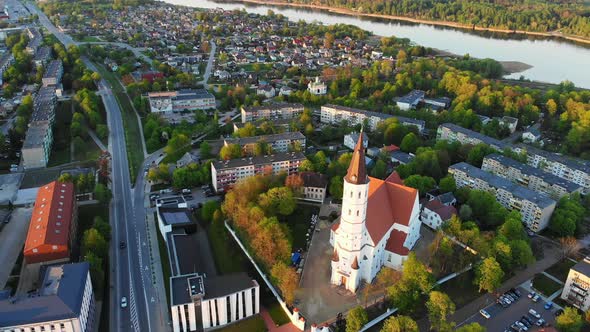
[0,207,32,289]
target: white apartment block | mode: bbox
[149,89,216,113]
[321,104,425,132]
[436,123,507,150]
[0,263,95,332]
[42,60,64,87]
[240,103,304,123]
[561,257,590,312]
[482,153,583,199]
[223,132,306,155]
[449,162,556,232]
[211,152,306,192]
[170,273,260,332]
[22,121,53,169]
[513,143,590,192]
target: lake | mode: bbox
[163,0,590,89]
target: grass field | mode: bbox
[48,101,72,167]
[532,273,563,297]
[266,302,290,326]
[217,315,267,332]
[95,64,143,183]
[155,214,172,306]
[546,259,577,283]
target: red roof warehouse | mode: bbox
[24,181,77,264]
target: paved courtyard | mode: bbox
[0,207,32,289]
[296,218,361,324]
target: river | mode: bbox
[163,0,590,89]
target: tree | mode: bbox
[454,323,485,332]
[258,187,296,216]
[58,173,73,183]
[82,228,108,257]
[466,144,496,167]
[271,262,298,305]
[371,159,387,179]
[400,132,420,153]
[93,216,111,240]
[200,141,212,159]
[201,201,220,222]
[346,306,368,332]
[426,291,455,331]
[550,195,586,237]
[299,159,315,172]
[459,205,472,220]
[556,307,583,332]
[329,176,344,199]
[285,174,304,190]
[475,257,504,293]
[220,143,242,160]
[94,183,111,204]
[387,253,434,314]
[381,315,418,332]
[164,134,190,160]
[438,176,456,193]
[559,236,582,259]
[404,175,436,195]
[96,124,109,140]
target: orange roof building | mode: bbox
[24,181,77,264]
[330,132,421,293]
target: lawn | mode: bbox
[532,273,563,297]
[207,219,247,275]
[48,100,72,167]
[438,269,481,308]
[280,204,320,250]
[95,64,144,183]
[155,214,172,306]
[266,301,290,327]
[73,137,102,162]
[546,259,577,283]
[217,314,266,332]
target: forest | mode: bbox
[262,0,590,38]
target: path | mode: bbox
[200,41,216,89]
[88,129,107,151]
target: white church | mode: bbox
[329,133,422,293]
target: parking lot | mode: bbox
[148,185,220,209]
[462,286,559,331]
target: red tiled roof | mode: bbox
[385,229,409,255]
[424,200,457,221]
[382,144,399,152]
[24,181,75,264]
[365,176,417,244]
[385,172,404,185]
[331,222,340,231]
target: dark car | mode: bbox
[522,315,533,325]
[520,318,531,328]
[119,241,126,249]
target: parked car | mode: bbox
[528,291,536,299]
[479,309,491,319]
[512,288,522,297]
[520,317,532,328]
[528,309,541,318]
[515,321,528,331]
[182,188,191,194]
[544,302,553,310]
[532,294,540,302]
[536,318,546,326]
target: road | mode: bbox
[26,2,167,331]
[82,41,153,65]
[200,41,216,88]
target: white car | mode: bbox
[515,321,528,331]
[532,294,540,302]
[120,296,127,308]
[529,309,541,319]
[479,309,491,319]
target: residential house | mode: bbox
[420,200,457,229]
[256,85,275,98]
[343,132,368,150]
[522,127,541,143]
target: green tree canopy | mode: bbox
[346,306,368,332]
[556,307,583,332]
[475,257,504,293]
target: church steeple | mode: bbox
[345,130,368,185]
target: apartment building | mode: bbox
[23,181,77,264]
[320,104,425,132]
[513,143,590,192]
[482,153,583,199]
[561,257,590,312]
[33,46,52,67]
[0,262,95,332]
[42,60,64,87]
[211,152,306,192]
[148,89,216,113]
[436,123,507,150]
[22,86,57,169]
[449,162,556,232]
[394,90,425,111]
[240,103,304,123]
[223,132,306,155]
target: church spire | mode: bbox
[345,129,368,185]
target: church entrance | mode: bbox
[341,276,347,286]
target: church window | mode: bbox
[348,209,351,215]
[350,191,353,198]
[358,192,361,199]
[356,210,359,216]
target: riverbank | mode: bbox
[220,0,590,46]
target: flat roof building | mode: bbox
[42,60,64,87]
[240,103,304,123]
[211,152,306,192]
[482,153,583,199]
[148,89,216,113]
[449,162,556,232]
[321,104,425,132]
[23,181,77,264]
[561,257,590,312]
[223,131,306,155]
[0,262,95,332]
[437,123,507,151]
[394,90,425,111]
